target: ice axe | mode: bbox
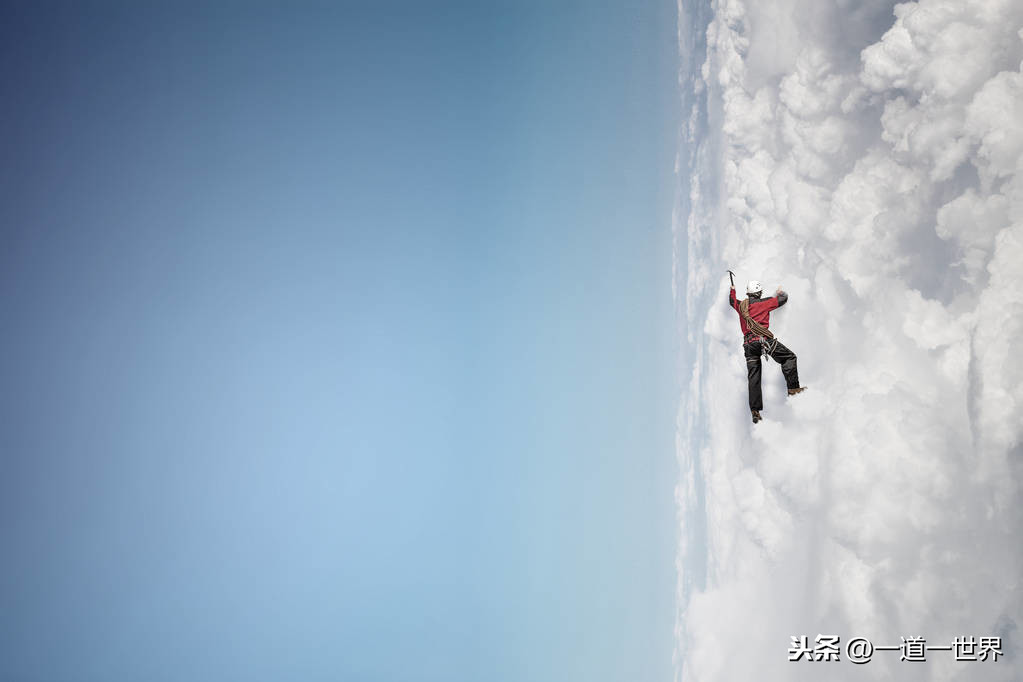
[727,270,735,287]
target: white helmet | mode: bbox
[746,280,763,295]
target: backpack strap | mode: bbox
[739,298,774,340]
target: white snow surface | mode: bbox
[674,0,1023,680]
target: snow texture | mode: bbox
[674,0,1023,679]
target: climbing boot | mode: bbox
[787,387,807,396]
[751,410,762,424]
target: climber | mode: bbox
[728,273,805,424]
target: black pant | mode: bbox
[744,338,800,411]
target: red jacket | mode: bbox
[729,287,787,339]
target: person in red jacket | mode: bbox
[729,279,805,423]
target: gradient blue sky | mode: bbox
[0,3,678,680]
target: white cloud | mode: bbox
[674,0,1023,679]
[965,69,1023,180]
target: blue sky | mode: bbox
[0,3,678,680]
